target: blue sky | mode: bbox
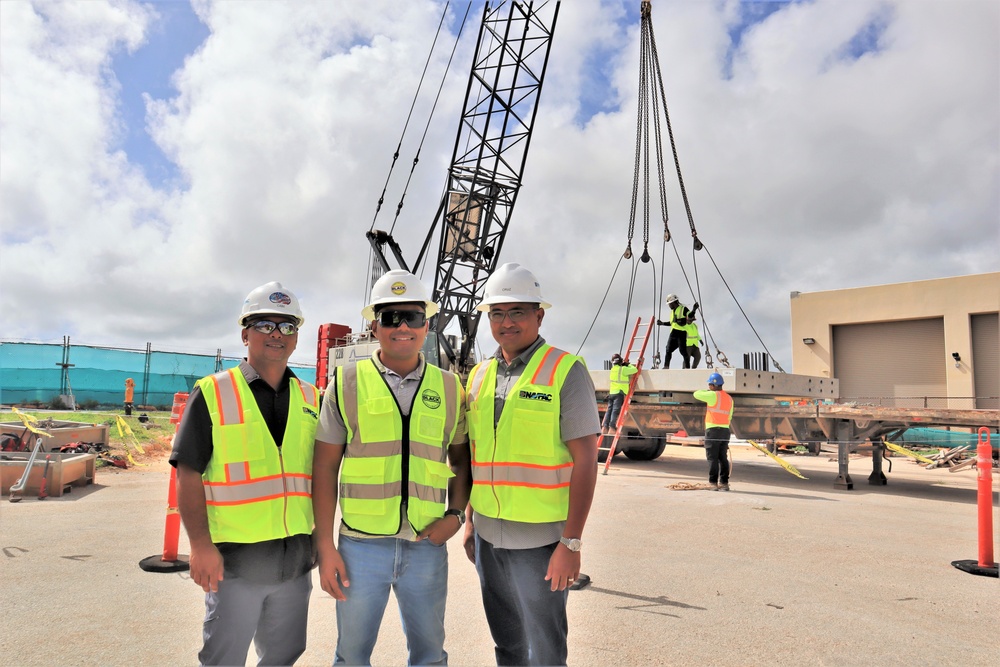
[111,1,209,188]
[2,0,997,369]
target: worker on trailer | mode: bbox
[693,372,734,491]
[656,294,698,368]
[685,314,703,369]
[462,262,600,667]
[312,270,470,666]
[171,282,318,666]
[601,353,638,436]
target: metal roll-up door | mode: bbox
[833,318,946,407]
[971,313,999,409]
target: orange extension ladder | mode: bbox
[600,316,654,475]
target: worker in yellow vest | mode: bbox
[693,372,734,491]
[655,293,698,368]
[684,314,703,369]
[462,262,600,667]
[312,270,470,666]
[171,282,319,665]
[601,353,638,435]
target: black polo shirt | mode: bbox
[170,361,313,584]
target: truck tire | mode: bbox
[624,436,667,461]
[597,434,619,463]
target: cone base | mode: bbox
[951,559,998,578]
[139,554,191,573]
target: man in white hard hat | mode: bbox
[312,269,470,666]
[462,262,600,667]
[655,293,698,369]
[171,281,319,666]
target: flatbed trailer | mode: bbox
[592,368,998,489]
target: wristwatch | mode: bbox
[559,536,582,552]
[444,509,466,526]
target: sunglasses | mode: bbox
[487,308,536,323]
[377,310,427,328]
[247,320,299,336]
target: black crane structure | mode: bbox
[367,1,560,374]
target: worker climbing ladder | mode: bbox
[601,316,653,475]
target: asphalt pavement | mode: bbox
[1,443,996,666]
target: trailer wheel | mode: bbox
[624,436,667,461]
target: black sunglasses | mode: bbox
[247,320,299,336]
[377,310,427,328]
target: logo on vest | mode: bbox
[302,406,318,418]
[421,389,442,409]
[519,390,552,402]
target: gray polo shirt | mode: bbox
[473,336,601,549]
[315,351,467,540]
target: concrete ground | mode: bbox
[1,443,996,666]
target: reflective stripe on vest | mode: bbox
[705,390,734,429]
[685,324,701,346]
[466,344,580,523]
[200,369,319,543]
[609,364,635,395]
[336,360,461,535]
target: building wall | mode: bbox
[789,273,1000,405]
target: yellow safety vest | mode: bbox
[199,368,319,543]
[336,360,461,535]
[684,323,701,347]
[670,304,688,331]
[704,390,734,429]
[609,364,637,395]
[466,344,580,523]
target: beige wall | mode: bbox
[790,273,1000,398]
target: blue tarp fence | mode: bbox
[0,341,316,408]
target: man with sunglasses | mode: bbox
[312,269,470,666]
[461,262,600,667]
[170,281,320,666]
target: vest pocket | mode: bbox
[416,413,445,441]
[216,422,265,463]
[509,407,556,460]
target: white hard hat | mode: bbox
[362,270,439,322]
[239,281,305,327]
[475,262,551,311]
[666,293,679,303]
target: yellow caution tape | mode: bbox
[10,407,52,438]
[747,439,808,479]
[114,416,146,466]
[883,440,935,465]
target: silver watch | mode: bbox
[559,536,582,552]
[444,509,466,526]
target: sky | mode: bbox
[2,0,998,374]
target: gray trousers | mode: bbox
[199,571,312,666]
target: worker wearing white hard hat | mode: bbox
[171,281,319,665]
[655,292,698,368]
[313,269,469,666]
[463,262,600,666]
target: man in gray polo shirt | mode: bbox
[462,262,600,667]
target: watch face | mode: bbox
[562,537,582,552]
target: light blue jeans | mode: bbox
[334,535,449,666]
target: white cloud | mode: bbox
[2,0,997,374]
